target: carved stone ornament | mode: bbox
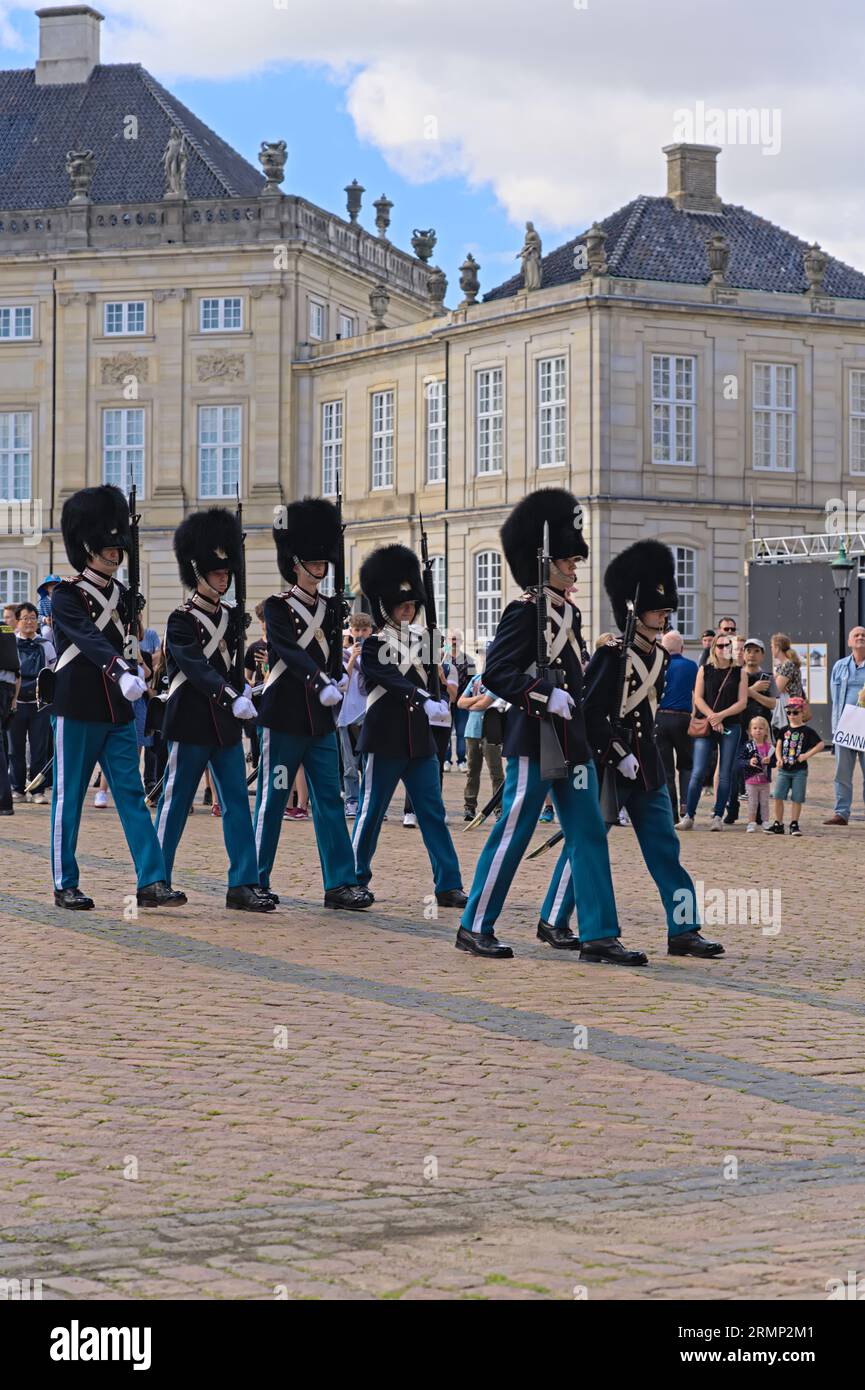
[518,221,543,291]
[162,127,188,200]
[411,228,437,263]
[427,266,447,315]
[249,285,286,299]
[259,140,288,193]
[101,354,149,386]
[345,179,365,223]
[369,283,390,329]
[373,194,393,238]
[706,232,731,285]
[153,287,187,303]
[584,223,608,276]
[458,253,480,306]
[66,150,95,204]
[58,291,95,307]
[196,352,245,382]
[803,242,828,295]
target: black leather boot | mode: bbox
[436,888,468,908]
[54,887,94,910]
[668,931,725,958]
[324,884,371,911]
[579,936,648,966]
[536,918,580,949]
[455,926,514,959]
[226,885,277,912]
[136,880,188,908]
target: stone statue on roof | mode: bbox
[162,127,188,200]
[519,221,543,291]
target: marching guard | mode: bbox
[540,541,724,958]
[153,509,275,912]
[352,544,466,909]
[49,485,186,910]
[458,489,647,961]
[253,498,371,910]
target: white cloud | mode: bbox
[5,0,865,264]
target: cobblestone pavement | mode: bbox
[2,753,864,1300]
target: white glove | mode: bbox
[491,698,508,712]
[547,688,575,720]
[617,753,640,780]
[319,682,343,708]
[424,698,452,727]
[337,673,350,694]
[232,695,258,721]
[119,672,146,703]
[243,682,253,699]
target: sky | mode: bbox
[2,0,865,291]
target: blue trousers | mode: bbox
[352,752,462,893]
[154,740,259,889]
[50,714,165,891]
[686,728,741,818]
[253,727,357,892]
[833,745,865,819]
[541,783,697,938]
[461,757,619,939]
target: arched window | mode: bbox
[474,550,502,645]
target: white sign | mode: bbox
[834,704,865,753]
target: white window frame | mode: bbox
[337,311,355,340]
[850,369,865,475]
[371,389,394,490]
[670,546,697,639]
[321,400,343,498]
[308,300,326,342]
[199,297,243,332]
[102,408,145,494]
[0,568,30,605]
[537,355,567,469]
[752,362,795,472]
[651,353,696,466]
[197,404,242,499]
[430,555,446,628]
[425,380,446,484]
[475,367,503,475]
[0,410,32,500]
[103,301,145,336]
[474,550,502,644]
[0,306,34,341]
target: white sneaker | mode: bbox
[31,793,47,805]
[93,790,108,809]
[676,815,694,830]
[457,762,468,773]
[709,815,723,831]
[403,812,417,828]
[443,761,452,772]
[11,790,23,802]
[746,822,757,833]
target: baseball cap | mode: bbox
[744,636,765,651]
[786,696,807,711]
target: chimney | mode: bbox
[35,5,103,86]
[662,143,722,214]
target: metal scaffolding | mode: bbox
[749,531,865,562]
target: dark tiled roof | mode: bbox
[485,196,865,302]
[0,64,265,209]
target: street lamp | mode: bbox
[830,541,856,662]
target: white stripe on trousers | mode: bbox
[350,753,374,864]
[52,715,65,889]
[155,742,180,847]
[254,727,271,860]
[549,859,572,923]
[468,756,529,934]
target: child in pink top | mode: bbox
[739,715,773,833]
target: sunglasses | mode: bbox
[715,642,732,649]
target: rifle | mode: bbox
[233,487,250,689]
[598,591,639,825]
[329,489,349,680]
[124,481,143,663]
[536,522,567,781]
[418,513,441,700]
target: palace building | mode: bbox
[3,6,865,652]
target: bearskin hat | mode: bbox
[174,508,243,590]
[273,497,341,584]
[604,540,679,630]
[500,488,588,589]
[359,544,426,627]
[61,485,132,573]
